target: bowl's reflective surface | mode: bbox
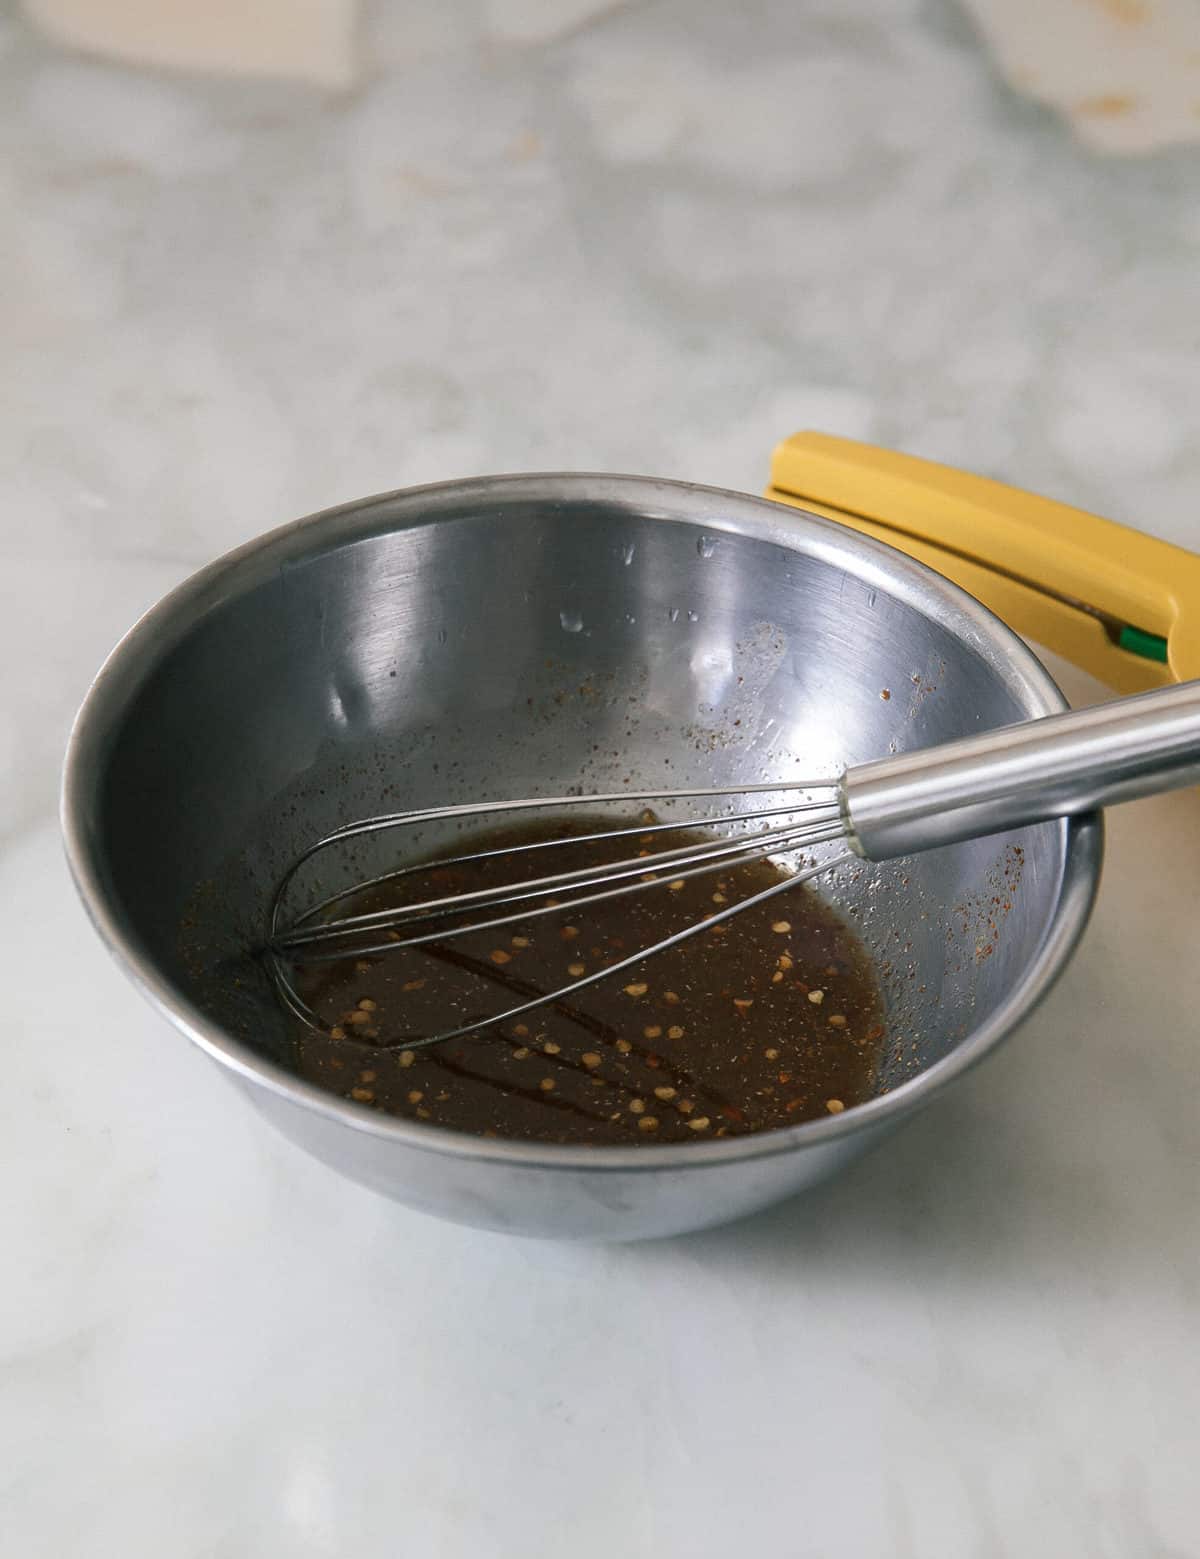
[63,475,1101,1239]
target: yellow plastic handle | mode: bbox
[767,432,1200,692]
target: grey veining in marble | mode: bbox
[3,1,1199,1553]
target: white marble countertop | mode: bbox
[4,2,1199,1553]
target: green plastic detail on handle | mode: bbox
[1118,625,1169,663]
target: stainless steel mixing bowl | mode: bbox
[62,475,1102,1240]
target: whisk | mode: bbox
[268,680,1200,1047]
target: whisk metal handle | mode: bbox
[842,679,1200,861]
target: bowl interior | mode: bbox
[72,479,1080,1107]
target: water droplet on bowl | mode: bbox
[622,542,636,566]
[687,609,699,623]
[668,607,680,623]
[559,610,583,633]
[697,536,716,559]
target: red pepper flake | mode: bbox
[720,1104,744,1122]
[785,1096,806,1113]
